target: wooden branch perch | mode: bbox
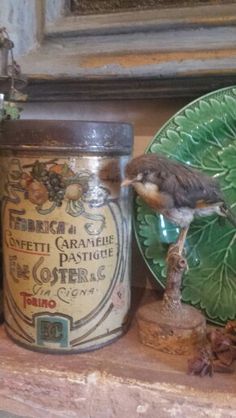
[161,244,187,316]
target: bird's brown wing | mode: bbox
[151,156,223,209]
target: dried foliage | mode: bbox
[188,322,236,376]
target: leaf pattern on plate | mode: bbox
[134,86,236,325]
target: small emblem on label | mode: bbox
[36,315,69,348]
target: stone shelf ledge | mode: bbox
[0,311,236,418]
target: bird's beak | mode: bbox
[121,178,134,187]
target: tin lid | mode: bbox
[0,120,133,155]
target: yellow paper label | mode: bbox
[2,155,131,351]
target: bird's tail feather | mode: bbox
[221,203,236,228]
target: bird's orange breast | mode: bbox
[133,182,173,211]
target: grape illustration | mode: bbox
[30,161,66,207]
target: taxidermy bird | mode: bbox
[122,154,236,253]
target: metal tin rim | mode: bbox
[0,119,133,155]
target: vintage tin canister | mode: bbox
[0,120,133,352]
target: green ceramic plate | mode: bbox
[134,86,236,326]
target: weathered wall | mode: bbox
[0,0,69,58]
[44,0,68,24]
[0,0,40,57]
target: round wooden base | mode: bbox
[136,301,206,355]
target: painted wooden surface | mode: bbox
[46,4,236,36]
[0,1,236,100]
[70,0,234,15]
[7,2,236,100]
[0,303,236,418]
